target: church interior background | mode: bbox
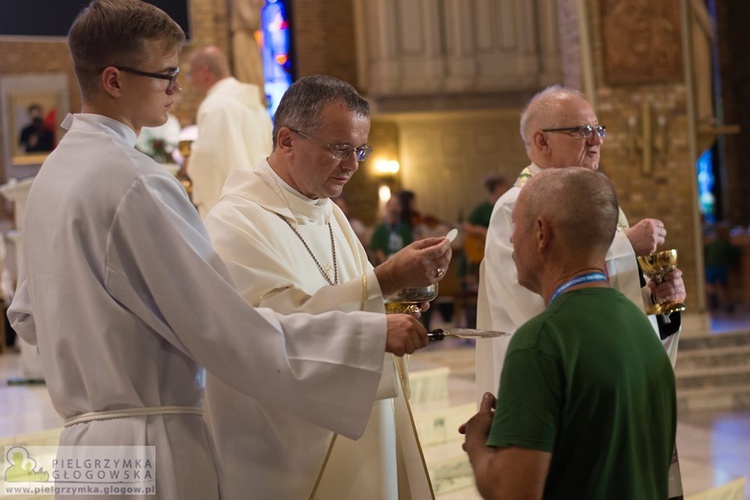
[0,0,749,498]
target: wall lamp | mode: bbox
[372,159,400,203]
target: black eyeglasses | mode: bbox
[289,128,373,162]
[541,124,606,139]
[114,66,180,92]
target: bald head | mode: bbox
[189,45,231,95]
[519,85,603,170]
[520,86,586,148]
[519,167,619,258]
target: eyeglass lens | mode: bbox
[333,146,372,162]
[583,125,606,138]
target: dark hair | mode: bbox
[68,0,185,99]
[483,174,508,193]
[272,75,370,148]
[397,190,417,226]
[27,103,44,115]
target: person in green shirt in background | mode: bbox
[463,174,510,265]
[704,221,742,313]
[370,194,413,265]
[460,174,511,327]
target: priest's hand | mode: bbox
[649,267,687,304]
[624,218,666,256]
[385,314,428,356]
[374,237,453,296]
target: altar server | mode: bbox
[8,2,427,499]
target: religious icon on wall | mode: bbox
[10,92,60,157]
[600,0,684,85]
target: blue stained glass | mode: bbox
[697,148,715,223]
[261,0,293,117]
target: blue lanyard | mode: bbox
[549,272,608,305]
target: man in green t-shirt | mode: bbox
[460,167,676,499]
[463,174,510,265]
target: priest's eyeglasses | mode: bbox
[289,128,373,162]
[114,66,180,92]
[541,124,606,139]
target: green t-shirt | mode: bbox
[704,238,741,267]
[467,201,494,228]
[370,222,413,259]
[487,287,676,500]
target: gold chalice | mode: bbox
[637,249,686,315]
[176,140,194,201]
[384,283,439,314]
[178,139,193,158]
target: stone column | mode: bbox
[559,0,707,313]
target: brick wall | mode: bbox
[586,0,702,308]
[288,0,359,87]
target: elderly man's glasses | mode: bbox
[289,128,373,162]
[115,66,180,92]
[541,124,606,139]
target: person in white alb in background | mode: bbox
[187,45,272,217]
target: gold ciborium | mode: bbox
[637,249,687,315]
[384,283,439,314]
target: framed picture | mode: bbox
[10,92,61,157]
[1,73,69,181]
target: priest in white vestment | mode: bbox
[205,75,452,499]
[8,5,430,499]
[475,86,686,401]
[187,46,272,218]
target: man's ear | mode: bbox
[101,67,121,96]
[535,216,551,253]
[532,130,549,153]
[276,127,294,156]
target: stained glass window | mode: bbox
[261,0,293,116]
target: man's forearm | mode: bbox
[467,446,502,500]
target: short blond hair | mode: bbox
[68,0,185,100]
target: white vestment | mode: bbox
[204,161,433,500]
[476,163,681,402]
[9,114,389,500]
[189,77,272,218]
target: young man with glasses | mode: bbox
[203,75,452,499]
[9,2,432,499]
[187,45,272,217]
[474,85,686,498]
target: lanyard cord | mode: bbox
[549,272,608,305]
